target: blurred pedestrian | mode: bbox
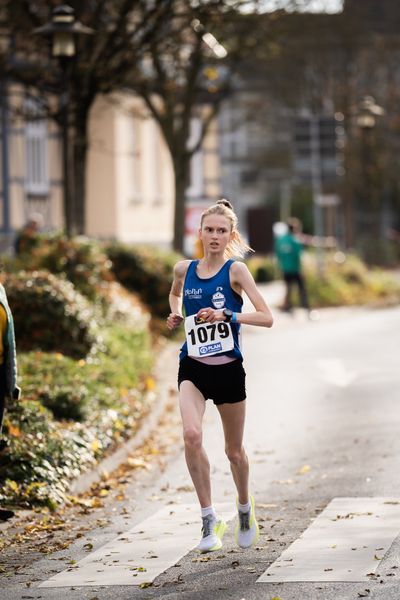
[167,198,273,553]
[14,213,44,256]
[274,217,311,313]
[0,280,21,521]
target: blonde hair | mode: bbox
[200,199,253,259]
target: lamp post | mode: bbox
[355,95,384,242]
[34,5,93,236]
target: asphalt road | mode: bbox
[2,297,400,600]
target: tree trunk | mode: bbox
[173,156,190,253]
[72,110,90,235]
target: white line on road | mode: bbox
[258,497,400,583]
[316,358,358,387]
[39,503,236,588]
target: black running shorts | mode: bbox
[178,356,246,405]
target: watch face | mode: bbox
[224,309,233,321]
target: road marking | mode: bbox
[258,497,400,583]
[316,358,358,387]
[39,502,236,588]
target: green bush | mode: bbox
[0,318,154,509]
[12,233,113,301]
[4,270,99,359]
[303,252,400,307]
[38,384,90,421]
[246,255,278,283]
[106,243,181,317]
[356,237,400,268]
[0,399,96,509]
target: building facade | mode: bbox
[0,85,220,253]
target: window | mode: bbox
[25,99,49,195]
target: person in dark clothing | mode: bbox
[14,213,43,256]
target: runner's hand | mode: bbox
[167,313,184,330]
[196,308,224,323]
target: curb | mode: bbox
[70,340,180,495]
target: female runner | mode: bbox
[167,199,273,552]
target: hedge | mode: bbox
[4,270,99,359]
[106,243,181,317]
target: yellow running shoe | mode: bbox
[197,514,227,553]
[235,495,259,549]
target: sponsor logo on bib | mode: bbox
[212,287,226,309]
[199,342,223,355]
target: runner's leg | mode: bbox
[179,381,211,507]
[217,400,248,504]
[217,400,259,548]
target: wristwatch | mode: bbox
[223,308,233,322]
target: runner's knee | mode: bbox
[225,445,246,466]
[183,426,202,449]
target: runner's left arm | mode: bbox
[231,262,273,327]
[196,262,273,328]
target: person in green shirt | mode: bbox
[274,217,310,312]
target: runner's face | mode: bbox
[200,214,233,255]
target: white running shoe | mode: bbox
[197,514,227,553]
[235,495,259,549]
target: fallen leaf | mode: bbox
[91,439,100,452]
[145,376,156,391]
[297,464,311,475]
[176,485,194,492]
[127,457,150,469]
[7,424,21,437]
[83,543,94,551]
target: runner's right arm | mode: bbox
[167,260,190,330]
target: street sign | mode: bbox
[315,194,340,207]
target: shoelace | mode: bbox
[201,514,215,538]
[239,510,250,531]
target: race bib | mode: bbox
[185,315,234,358]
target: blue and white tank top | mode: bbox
[179,259,243,361]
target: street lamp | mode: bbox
[355,95,385,130]
[34,5,93,236]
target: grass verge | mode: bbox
[0,322,155,510]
